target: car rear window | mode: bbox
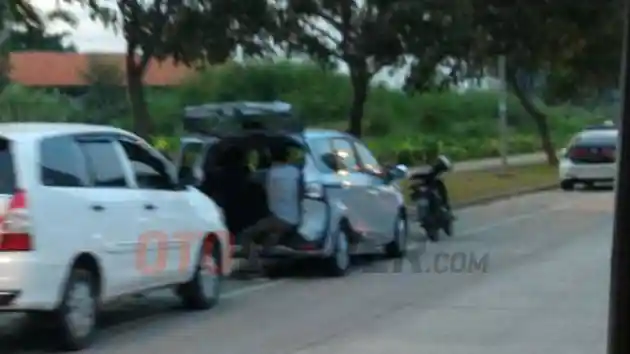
[0,139,15,194]
[40,136,90,187]
[573,133,618,147]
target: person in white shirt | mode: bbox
[238,143,301,276]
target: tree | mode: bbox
[279,0,407,137]
[463,0,623,165]
[279,0,473,137]
[81,56,128,124]
[68,0,277,139]
[0,2,77,90]
[401,0,479,94]
[8,27,77,52]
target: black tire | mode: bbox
[443,218,453,237]
[426,226,440,242]
[323,228,351,277]
[385,214,407,258]
[177,238,222,310]
[53,268,99,351]
[560,180,575,191]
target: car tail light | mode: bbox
[0,189,32,251]
[602,147,616,159]
[569,147,588,158]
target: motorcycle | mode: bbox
[409,155,454,242]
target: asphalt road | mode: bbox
[0,189,612,353]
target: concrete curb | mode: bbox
[452,183,559,209]
[406,183,559,220]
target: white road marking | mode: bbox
[223,279,286,298]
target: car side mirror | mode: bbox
[321,153,342,171]
[386,164,409,182]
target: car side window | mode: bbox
[40,136,90,187]
[331,138,359,171]
[353,141,382,175]
[78,141,129,187]
[119,140,176,190]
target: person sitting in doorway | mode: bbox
[236,142,301,278]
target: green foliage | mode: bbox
[172,62,601,163]
[0,84,80,122]
[81,57,128,124]
[0,63,603,165]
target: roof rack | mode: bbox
[183,101,292,119]
[182,100,301,136]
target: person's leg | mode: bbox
[259,216,292,250]
[240,217,276,272]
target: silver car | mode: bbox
[175,101,409,276]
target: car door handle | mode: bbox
[341,181,351,188]
[367,189,379,195]
[144,204,157,211]
[91,204,105,212]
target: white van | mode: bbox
[0,123,232,351]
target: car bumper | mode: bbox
[559,161,616,181]
[0,253,66,311]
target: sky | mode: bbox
[32,0,125,52]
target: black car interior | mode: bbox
[196,135,305,243]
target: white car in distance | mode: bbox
[0,123,232,351]
[559,128,618,190]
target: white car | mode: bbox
[0,123,232,350]
[559,129,618,190]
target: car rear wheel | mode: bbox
[177,237,222,310]
[560,180,575,191]
[53,268,99,351]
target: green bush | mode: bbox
[0,84,81,122]
[0,62,607,165]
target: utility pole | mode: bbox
[608,0,630,353]
[497,55,508,169]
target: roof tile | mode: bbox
[9,51,194,87]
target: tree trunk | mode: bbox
[125,54,152,140]
[347,68,370,138]
[508,74,558,166]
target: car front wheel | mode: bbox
[560,180,575,191]
[385,215,407,258]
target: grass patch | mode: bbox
[402,163,557,205]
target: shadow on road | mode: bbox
[0,295,183,353]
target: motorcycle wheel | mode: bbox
[443,220,453,236]
[425,225,440,242]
